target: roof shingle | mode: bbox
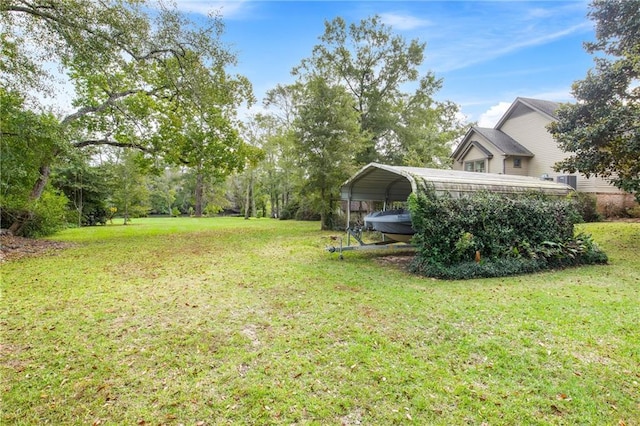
[472,127,534,157]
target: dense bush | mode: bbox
[568,191,601,222]
[279,200,321,221]
[1,189,69,238]
[408,188,607,279]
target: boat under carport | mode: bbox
[328,163,574,252]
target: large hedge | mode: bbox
[408,188,607,279]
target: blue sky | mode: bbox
[176,0,596,127]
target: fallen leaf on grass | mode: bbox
[556,393,572,401]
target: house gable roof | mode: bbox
[457,140,494,160]
[495,97,560,129]
[451,126,533,162]
[473,127,534,157]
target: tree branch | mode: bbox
[61,87,163,126]
[72,138,153,153]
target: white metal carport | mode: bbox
[340,162,574,226]
[341,162,572,201]
[327,163,575,256]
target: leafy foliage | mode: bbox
[293,78,364,229]
[51,152,114,226]
[293,15,465,166]
[1,0,253,232]
[15,189,69,238]
[549,0,640,202]
[566,191,601,223]
[0,88,69,236]
[0,89,62,202]
[408,187,608,279]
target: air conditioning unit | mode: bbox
[557,175,577,189]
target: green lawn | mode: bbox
[1,218,639,425]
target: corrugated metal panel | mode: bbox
[340,163,573,202]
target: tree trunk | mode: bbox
[271,190,279,218]
[251,177,257,218]
[8,163,51,236]
[75,174,83,227]
[194,171,204,217]
[320,187,329,231]
[244,172,252,220]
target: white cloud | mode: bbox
[494,23,592,58]
[173,1,252,19]
[415,0,593,74]
[477,102,511,128]
[474,89,576,128]
[427,21,592,73]
[379,13,431,31]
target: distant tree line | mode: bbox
[2,0,634,237]
[0,1,465,236]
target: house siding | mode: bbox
[498,108,620,194]
[503,156,529,176]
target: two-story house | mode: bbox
[451,97,636,214]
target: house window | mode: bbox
[513,158,522,168]
[464,160,485,173]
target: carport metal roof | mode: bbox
[340,163,573,202]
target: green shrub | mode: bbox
[410,257,544,280]
[279,200,321,221]
[568,192,601,222]
[13,189,69,238]
[408,187,607,280]
[625,205,640,218]
[279,200,299,220]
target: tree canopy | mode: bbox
[2,3,467,234]
[1,0,254,233]
[293,15,465,167]
[293,77,365,229]
[549,0,640,201]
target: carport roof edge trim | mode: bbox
[340,162,573,202]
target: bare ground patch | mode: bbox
[0,234,73,263]
[374,253,415,270]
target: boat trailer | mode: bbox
[326,226,416,260]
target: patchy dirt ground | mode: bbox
[0,234,73,263]
[374,253,415,270]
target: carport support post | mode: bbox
[346,196,351,246]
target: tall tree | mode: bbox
[51,150,113,226]
[158,52,255,217]
[293,77,364,230]
[109,149,151,223]
[293,15,464,166]
[148,170,177,216]
[1,0,251,233]
[0,88,66,234]
[263,85,305,216]
[549,0,640,201]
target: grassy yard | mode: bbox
[1,218,639,425]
